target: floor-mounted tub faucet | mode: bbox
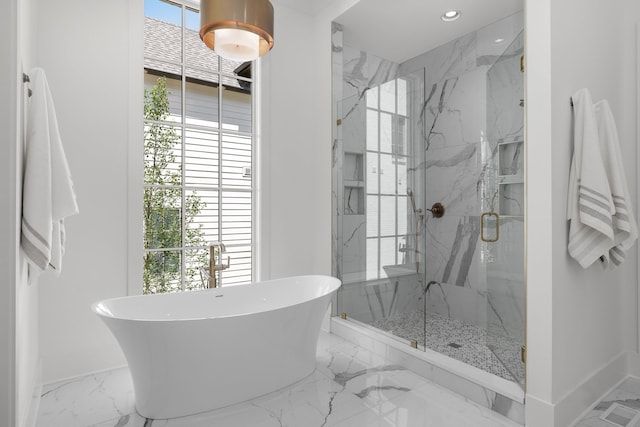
[200,242,230,288]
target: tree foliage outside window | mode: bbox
[143,77,207,294]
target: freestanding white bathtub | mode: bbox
[92,275,341,419]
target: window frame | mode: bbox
[129,0,259,295]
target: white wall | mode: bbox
[0,0,19,423]
[523,1,554,423]
[1,0,40,425]
[36,0,135,382]
[526,1,640,425]
[259,0,355,281]
[17,0,41,423]
[259,3,328,280]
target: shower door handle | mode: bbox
[480,212,500,242]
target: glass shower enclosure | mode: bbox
[332,17,525,387]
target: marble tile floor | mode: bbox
[371,310,525,384]
[575,377,640,427]
[37,331,521,427]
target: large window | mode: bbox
[143,0,254,293]
[365,79,409,280]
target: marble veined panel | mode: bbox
[343,153,364,183]
[401,32,478,87]
[337,274,422,325]
[424,281,487,329]
[341,98,366,154]
[425,215,484,292]
[486,217,525,342]
[422,67,487,150]
[487,280,525,345]
[342,45,399,105]
[486,30,524,144]
[342,215,366,276]
[425,142,482,216]
[498,141,524,178]
[499,183,524,217]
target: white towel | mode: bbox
[567,88,615,268]
[594,99,638,268]
[21,68,79,276]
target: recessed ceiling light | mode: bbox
[441,10,461,22]
[494,38,505,44]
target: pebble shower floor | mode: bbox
[372,310,525,384]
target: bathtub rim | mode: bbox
[91,274,341,323]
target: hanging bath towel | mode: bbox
[21,68,79,276]
[567,88,615,268]
[594,99,638,268]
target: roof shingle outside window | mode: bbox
[144,17,251,92]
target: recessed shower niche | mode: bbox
[331,0,526,413]
[343,152,364,215]
[497,139,524,217]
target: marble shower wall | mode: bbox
[399,11,524,334]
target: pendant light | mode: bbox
[199,0,274,62]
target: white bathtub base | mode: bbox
[93,276,341,419]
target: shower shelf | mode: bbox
[498,175,524,184]
[344,180,365,187]
[497,139,524,146]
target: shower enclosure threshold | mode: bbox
[331,316,525,424]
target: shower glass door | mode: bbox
[484,30,525,386]
[335,70,425,343]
